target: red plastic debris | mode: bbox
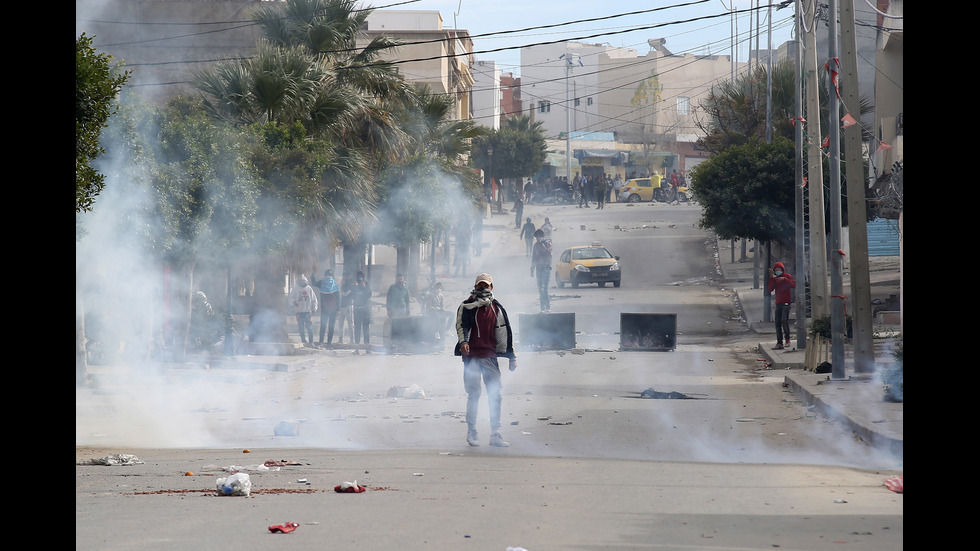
[883,476,903,493]
[334,483,367,493]
[269,522,299,534]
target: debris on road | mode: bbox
[386,384,426,399]
[76,454,144,466]
[884,476,903,493]
[334,481,366,493]
[216,472,251,496]
[268,522,299,533]
[639,388,692,399]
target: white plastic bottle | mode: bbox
[216,472,252,496]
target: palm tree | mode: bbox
[373,85,483,282]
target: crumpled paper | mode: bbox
[77,454,144,466]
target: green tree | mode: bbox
[471,114,547,195]
[689,137,796,246]
[76,33,130,213]
[79,97,259,362]
[372,86,483,282]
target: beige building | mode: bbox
[75,2,475,121]
[362,10,474,122]
[873,1,903,176]
[521,39,746,177]
[75,0,265,105]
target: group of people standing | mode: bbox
[571,173,624,208]
[288,269,374,353]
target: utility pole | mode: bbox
[839,0,875,373]
[827,0,846,380]
[793,0,807,350]
[803,0,828,320]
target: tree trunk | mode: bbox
[248,261,288,343]
[343,242,365,278]
[76,293,87,387]
[408,242,421,292]
[395,244,410,281]
[169,262,196,363]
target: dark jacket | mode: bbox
[531,239,552,272]
[350,281,372,309]
[453,297,516,360]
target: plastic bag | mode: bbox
[216,472,252,496]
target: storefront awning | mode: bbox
[574,149,628,164]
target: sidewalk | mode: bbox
[715,238,903,458]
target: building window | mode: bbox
[574,97,580,106]
[587,97,593,106]
[539,101,551,113]
[677,96,690,116]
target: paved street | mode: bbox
[76,199,903,550]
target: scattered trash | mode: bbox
[76,454,144,466]
[883,476,903,493]
[297,478,308,484]
[386,384,426,399]
[833,499,847,504]
[506,547,529,551]
[815,361,832,374]
[268,522,299,534]
[549,421,572,425]
[639,388,692,399]
[334,481,366,493]
[274,421,301,436]
[216,472,251,496]
[184,471,194,476]
[243,449,251,453]
[264,459,301,467]
[206,463,281,472]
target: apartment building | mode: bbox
[521,39,743,177]
[362,10,474,122]
[470,59,501,129]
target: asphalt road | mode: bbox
[76,199,903,551]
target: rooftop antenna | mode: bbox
[454,0,462,28]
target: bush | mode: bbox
[809,314,852,339]
[882,340,903,402]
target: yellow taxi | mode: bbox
[619,174,665,203]
[555,243,621,288]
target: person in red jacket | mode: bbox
[767,261,796,349]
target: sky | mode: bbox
[393,0,797,76]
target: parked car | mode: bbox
[555,243,621,288]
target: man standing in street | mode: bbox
[288,274,318,348]
[520,217,536,256]
[350,271,372,354]
[386,273,411,319]
[311,269,340,348]
[767,261,796,350]
[454,273,517,448]
[530,229,552,313]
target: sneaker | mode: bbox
[489,432,510,447]
[785,338,791,346]
[467,431,480,447]
[772,343,784,350]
